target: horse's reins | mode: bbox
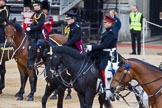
[57,57,91,87]
[51,56,94,88]
[10,32,27,59]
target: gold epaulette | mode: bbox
[0,6,8,25]
[33,12,45,24]
[64,25,70,38]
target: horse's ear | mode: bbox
[13,17,16,23]
[118,53,126,64]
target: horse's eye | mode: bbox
[117,69,122,73]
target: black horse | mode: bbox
[37,39,112,108]
[36,39,73,108]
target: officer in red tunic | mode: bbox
[21,0,34,30]
[41,0,54,35]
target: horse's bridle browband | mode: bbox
[113,60,132,86]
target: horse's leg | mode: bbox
[157,98,162,108]
[0,62,6,94]
[98,94,104,108]
[16,65,28,100]
[65,88,72,99]
[50,89,58,100]
[85,90,96,108]
[42,84,54,108]
[27,69,37,101]
[77,93,86,108]
[57,87,65,108]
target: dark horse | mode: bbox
[38,40,112,108]
[110,56,162,108]
[36,39,72,108]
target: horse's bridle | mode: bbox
[47,54,94,88]
[113,59,162,105]
[113,60,132,87]
[5,24,16,45]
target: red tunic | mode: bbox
[21,10,34,30]
[44,14,54,33]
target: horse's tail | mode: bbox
[103,100,112,108]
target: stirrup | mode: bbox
[96,78,102,91]
[98,85,104,94]
[96,78,104,94]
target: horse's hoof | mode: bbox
[15,93,20,97]
[50,95,57,100]
[27,97,34,101]
[65,95,72,100]
[0,90,2,94]
[17,96,23,101]
[27,93,33,97]
[0,85,4,91]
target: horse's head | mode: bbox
[36,39,62,80]
[5,18,16,46]
[110,56,133,94]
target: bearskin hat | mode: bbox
[41,0,50,11]
[24,0,31,7]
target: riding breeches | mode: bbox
[0,26,5,43]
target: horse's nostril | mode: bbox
[107,78,112,81]
[110,87,116,93]
[110,96,115,101]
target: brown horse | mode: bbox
[110,56,162,108]
[4,21,67,101]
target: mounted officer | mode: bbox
[86,16,117,97]
[63,12,83,53]
[0,0,9,44]
[26,0,46,69]
[0,0,10,93]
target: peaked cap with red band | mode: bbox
[104,16,115,23]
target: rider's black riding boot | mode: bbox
[27,39,37,69]
[0,62,6,93]
[0,73,5,90]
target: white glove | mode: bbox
[26,27,31,31]
[86,45,92,51]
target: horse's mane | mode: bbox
[52,46,84,59]
[128,58,162,71]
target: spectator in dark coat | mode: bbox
[109,10,121,39]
